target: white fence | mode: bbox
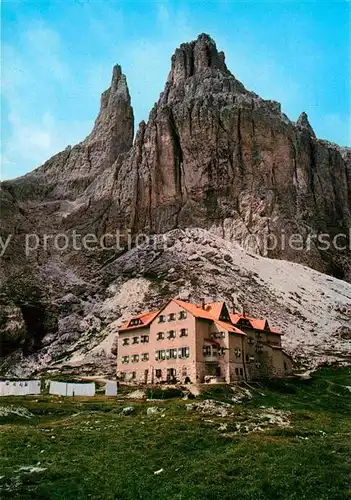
[0,380,41,396]
[49,381,95,397]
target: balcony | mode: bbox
[204,355,218,363]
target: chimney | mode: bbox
[201,298,206,309]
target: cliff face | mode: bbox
[111,34,350,278]
[0,34,350,365]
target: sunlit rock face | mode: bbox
[110,34,350,280]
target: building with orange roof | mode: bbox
[117,298,293,384]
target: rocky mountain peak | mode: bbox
[167,33,230,85]
[296,111,316,137]
[84,64,134,151]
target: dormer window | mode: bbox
[129,318,142,327]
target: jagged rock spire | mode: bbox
[85,64,134,153]
[168,33,230,85]
[296,111,316,137]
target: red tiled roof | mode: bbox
[119,299,275,337]
[214,319,245,335]
[230,313,282,335]
[119,310,159,331]
[172,299,215,321]
[204,302,225,319]
[174,300,245,335]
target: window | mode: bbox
[141,335,149,343]
[218,347,225,356]
[167,330,176,339]
[211,331,225,340]
[179,310,187,320]
[284,361,287,371]
[239,368,243,376]
[248,337,254,345]
[122,338,130,346]
[169,348,177,359]
[141,353,149,361]
[120,372,126,381]
[246,354,249,362]
[179,347,190,359]
[122,356,129,364]
[234,348,242,358]
[168,313,176,321]
[155,369,162,378]
[131,354,139,363]
[131,372,136,379]
[158,315,166,323]
[203,345,212,357]
[156,350,166,361]
[157,332,164,341]
[129,318,142,327]
[180,328,188,337]
[132,336,139,344]
[235,368,239,375]
[167,368,176,379]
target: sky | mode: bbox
[1,0,350,180]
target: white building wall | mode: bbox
[0,380,40,396]
[105,381,118,396]
[49,381,95,396]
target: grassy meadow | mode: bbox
[0,367,350,499]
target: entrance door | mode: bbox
[167,368,176,382]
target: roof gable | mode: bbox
[230,313,282,335]
[205,302,231,322]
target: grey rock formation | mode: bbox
[296,111,316,137]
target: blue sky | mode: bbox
[2,0,350,180]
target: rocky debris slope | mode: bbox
[1,228,350,377]
[186,399,291,434]
[0,34,350,371]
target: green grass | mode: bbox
[0,367,350,499]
